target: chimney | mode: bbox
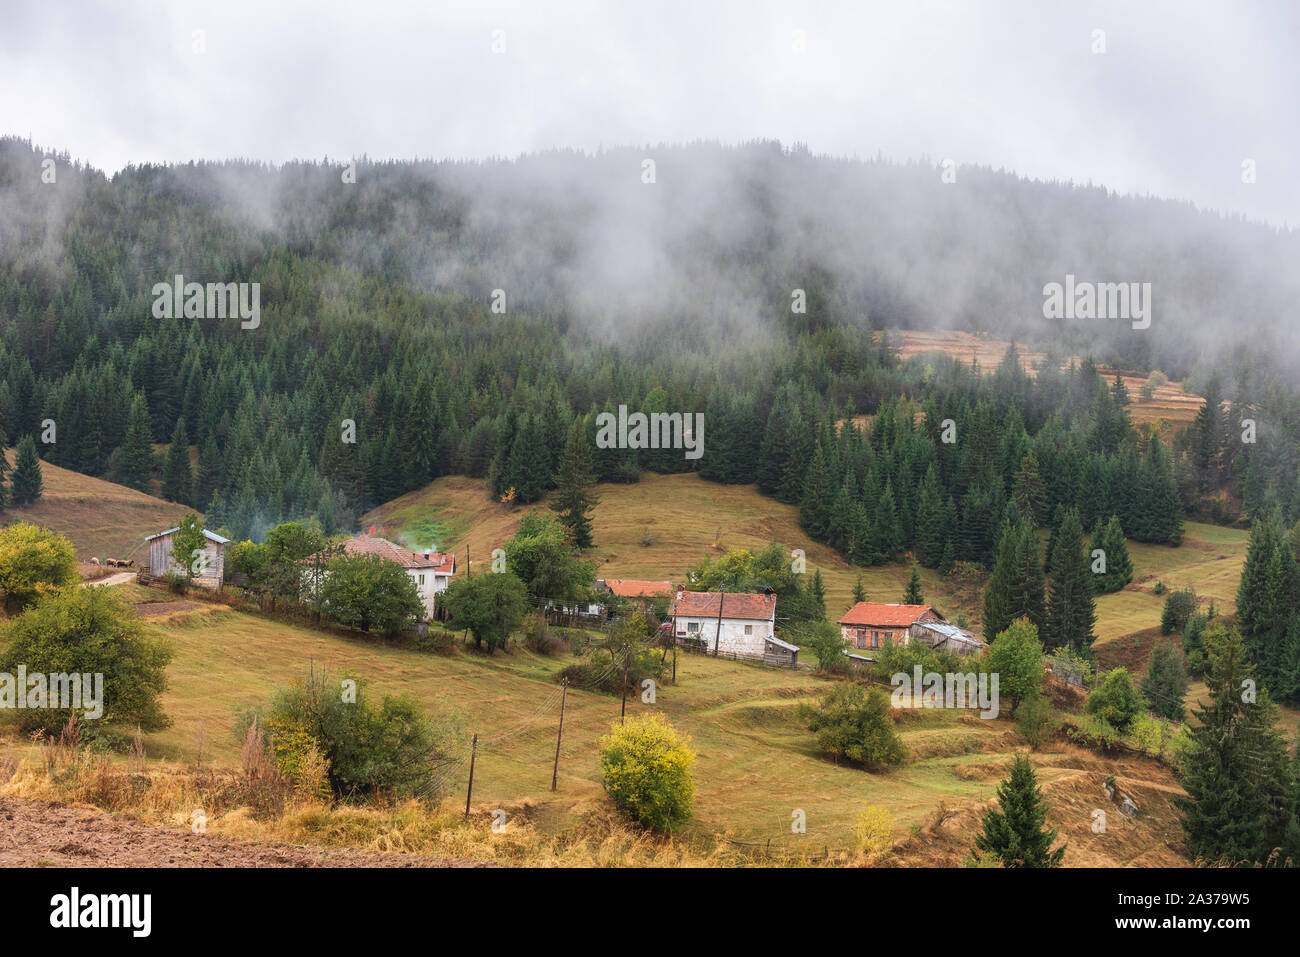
[676,588,684,601]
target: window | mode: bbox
[418,575,425,587]
[687,622,700,633]
[744,624,753,635]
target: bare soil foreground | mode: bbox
[0,798,491,868]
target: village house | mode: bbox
[143,526,230,590]
[302,534,455,619]
[596,578,673,606]
[837,602,983,655]
[669,588,798,667]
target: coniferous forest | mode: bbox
[3,135,1300,703]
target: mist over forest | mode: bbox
[4,137,1297,387]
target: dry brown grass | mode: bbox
[1,449,194,562]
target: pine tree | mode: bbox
[1045,508,1096,653]
[9,435,43,505]
[798,440,834,541]
[983,521,1018,642]
[913,464,944,567]
[161,418,194,505]
[1012,450,1046,527]
[1091,514,1134,594]
[903,565,924,604]
[1141,641,1189,721]
[973,755,1066,867]
[549,418,599,548]
[119,393,155,492]
[852,574,867,604]
[195,431,221,509]
[1178,625,1295,864]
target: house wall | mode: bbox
[675,615,773,657]
[841,609,942,649]
[148,533,224,589]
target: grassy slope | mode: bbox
[364,472,978,627]
[894,329,1204,429]
[1,449,195,562]
[128,598,1186,863]
[365,472,1246,654]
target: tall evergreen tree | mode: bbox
[1090,514,1134,594]
[9,435,43,506]
[161,418,194,505]
[903,564,924,605]
[119,393,155,492]
[973,755,1066,867]
[549,418,599,548]
[1045,508,1096,654]
[1178,625,1294,864]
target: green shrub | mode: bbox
[1086,668,1143,732]
[0,522,78,612]
[1160,587,1196,635]
[985,618,1046,713]
[1015,695,1057,750]
[0,586,173,732]
[799,682,906,769]
[599,714,695,832]
[804,620,848,675]
[251,669,463,802]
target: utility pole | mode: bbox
[620,645,630,723]
[465,544,471,578]
[714,588,725,656]
[551,680,568,791]
[463,733,478,820]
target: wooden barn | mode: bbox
[143,526,230,590]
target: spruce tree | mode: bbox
[973,755,1066,867]
[549,418,599,548]
[9,435,43,505]
[1141,641,1189,721]
[1178,625,1295,864]
[903,564,923,605]
[161,418,194,505]
[1012,449,1046,527]
[119,393,155,492]
[1091,514,1134,594]
[913,464,944,567]
[1045,508,1096,653]
[852,574,867,604]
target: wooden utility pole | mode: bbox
[714,588,725,656]
[465,544,471,578]
[463,733,478,820]
[551,680,568,791]
[620,645,630,723]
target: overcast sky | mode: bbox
[3,0,1296,226]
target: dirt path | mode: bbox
[0,798,492,868]
[79,571,136,588]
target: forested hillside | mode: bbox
[1,135,1298,553]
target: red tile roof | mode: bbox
[669,590,776,621]
[601,579,673,598]
[838,602,936,628]
[307,536,455,574]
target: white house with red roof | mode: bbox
[302,534,455,619]
[669,588,796,664]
